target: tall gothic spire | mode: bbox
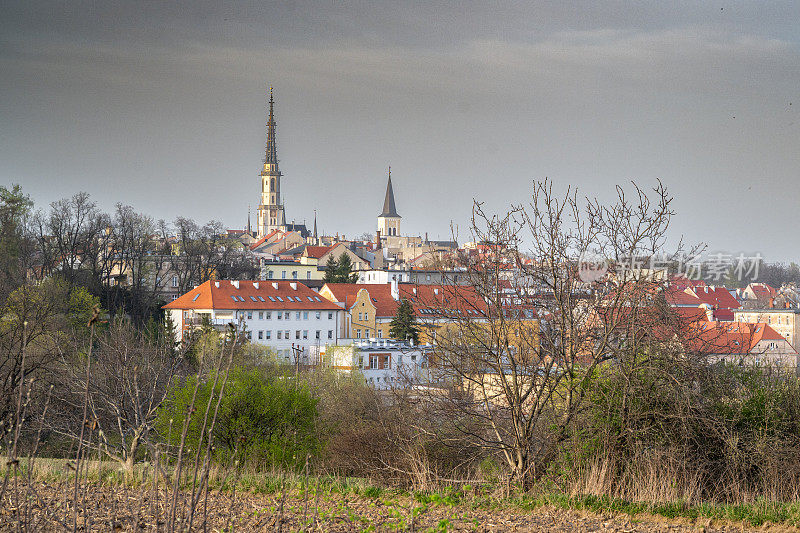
[313,210,318,239]
[379,166,400,217]
[264,86,278,165]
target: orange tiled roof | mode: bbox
[684,321,790,355]
[322,283,489,318]
[163,280,340,311]
[304,245,333,259]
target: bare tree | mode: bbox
[417,179,686,489]
[54,318,188,474]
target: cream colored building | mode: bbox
[733,308,800,351]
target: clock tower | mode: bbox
[257,87,286,237]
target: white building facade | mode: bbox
[163,280,343,361]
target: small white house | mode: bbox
[325,340,433,389]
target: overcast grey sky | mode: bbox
[2,1,799,260]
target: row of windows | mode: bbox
[355,329,383,339]
[266,270,313,280]
[247,329,334,340]
[243,311,334,320]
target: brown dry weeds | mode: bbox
[1,481,788,532]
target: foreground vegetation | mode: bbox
[2,458,799,530]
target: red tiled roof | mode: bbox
[322,283,489,318]
[322,283,398,317]
[249,229,285,251]
[691,286,741,310]
[664,285,703,306]
[684,321,790,355]
[163,280,340,311]
[749,283,777,299]
[304,245,332,259]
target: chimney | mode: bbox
[390,278,399,301]
[231,280,239,289]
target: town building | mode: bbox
[163,280,343,361]
[686,320,798,369]
[733,307,800,351]
[325,340,433,389]
[319,280,488,342]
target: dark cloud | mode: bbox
[2,1,800,259]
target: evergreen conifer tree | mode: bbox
[389,298,419,344]
[322,255,339,283]
[335,252,359,283]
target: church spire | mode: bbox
[379,166,400,217]
[264,86,278,165]
[313,210,318,240]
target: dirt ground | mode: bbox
[0,482,792,532]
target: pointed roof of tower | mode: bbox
[379,167,401,218]
[264,86,278,165]
[313,210,318,239]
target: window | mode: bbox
[266,330,271,339]
[192,293,200,301]
[171,294,178,301]
[328,312,333,319]
[277,313,282,320]
[230,296,238,303]
[303,311,309,320]
[250,296,258,302]
[284,312,289,319]
[303,330,308,339]
[285,330,289,338]
[257,296,265,302]
[258,331,263,340]
[277,331,282,339]
[369,355,378,369]
[259,311,264,319]
[281,271,286,279]
[246,331,252,339]
[358,312,363,321]
[316,311,321,319]
[276,296,283,301]
[268,271,274,279]
[307,271,311,279]
[359,356,364,368]
[172,276,178,288]
[356,329,362,339]
[295,330,301,340]
[315,330,320,339]
[268,296,276,302]
[328,330,333,339]
[247,311,253,319]
[266,311,271,319]
[292,271,298,280]
[378,330,383,338]
[296,312,301,320]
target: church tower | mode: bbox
[256,87,286,237]
[377,167,401,237]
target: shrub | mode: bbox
[157,366,321,469]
